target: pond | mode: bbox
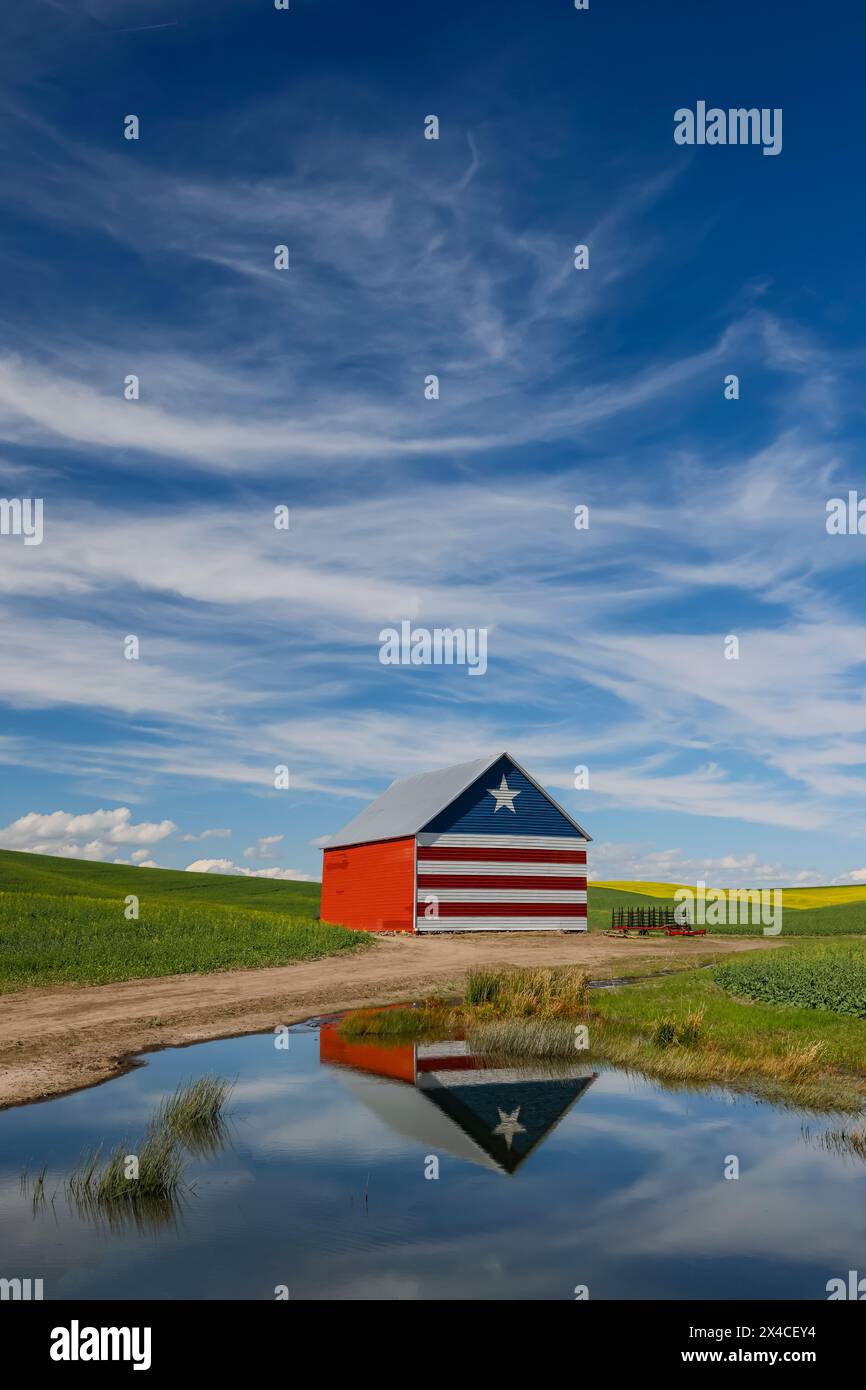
[1,1020,863,1300]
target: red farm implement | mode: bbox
[608,905,706,938]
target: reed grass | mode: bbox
[68,1128,184,1204]
[56,1076,232,1224]
[151,1076,232,1155]
[464,965,589,1017]
[338,966,590,1041]
[816,1123,866,1161]
[338,1007,448,1038]
[466,1016,862,1113]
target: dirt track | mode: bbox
[0,932,779,1109]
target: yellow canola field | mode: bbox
[594,881,866,910]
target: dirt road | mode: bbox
[0,932,778,1109]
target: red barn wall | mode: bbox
[321,836,415,933]
[319,1025,416,1082]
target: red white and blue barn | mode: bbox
[320,752,590,933]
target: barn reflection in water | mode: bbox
[320,1025,596,1175]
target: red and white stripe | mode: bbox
[415,833,588,931]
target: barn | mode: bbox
[319,1024,596,1174]
[320,751,590,933]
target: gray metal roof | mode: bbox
[322,751,591,849]
[323,752,501,849]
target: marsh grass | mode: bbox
[339,967,591,1041]
[151,1076,233,1157]
[338,1006,451,1039]
[66,1131,185,1232]
[19,1165,48,1215]
[464,965,589,1017]
[68,1128,184,1204]
[43,1077,235,1227]
[652,1008,705,1048]
[467,1016,862,1113]
[816,1123,866,1161]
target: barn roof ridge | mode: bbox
[323,750,591,849]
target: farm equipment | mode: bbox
[608,905,706,937]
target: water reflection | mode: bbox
[320,1026,596,1175]
[21,1080,233,1234]
[2,1024,866,1300]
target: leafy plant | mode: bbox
[714,948,866,1017]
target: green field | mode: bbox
[714,946,866,1017]
[0,849,367,992]
[0,849,321,914]
[588,885,866,936]
[2,847,866,993]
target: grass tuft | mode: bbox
[59,1076,232,1226]
[652,1008,705,1048]
[151,1076,233,1156]
[68,1128,183,1204]
[463,965,589,1018]
[339,967,590,1040]
[337,1007,449,1038]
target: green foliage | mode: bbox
[714,947,866,1017]
[61,1077,233,1227]
[0,889,369,991]
[464,968,503,1005]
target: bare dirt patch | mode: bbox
[0,931,780,1108]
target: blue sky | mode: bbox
[0,0,865,886]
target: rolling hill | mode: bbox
[1,851,864,993]
[0,848,320,914]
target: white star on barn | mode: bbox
[493,1107,526,1149]
[487,773,521,813]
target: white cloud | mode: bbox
[180,828,232,842]
[0,96,863,880]
[0,808,176,858]
[184,858,315,882]
[243,834,283,859]
[588,842,822,888]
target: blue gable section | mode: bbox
[420,755,584,838]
